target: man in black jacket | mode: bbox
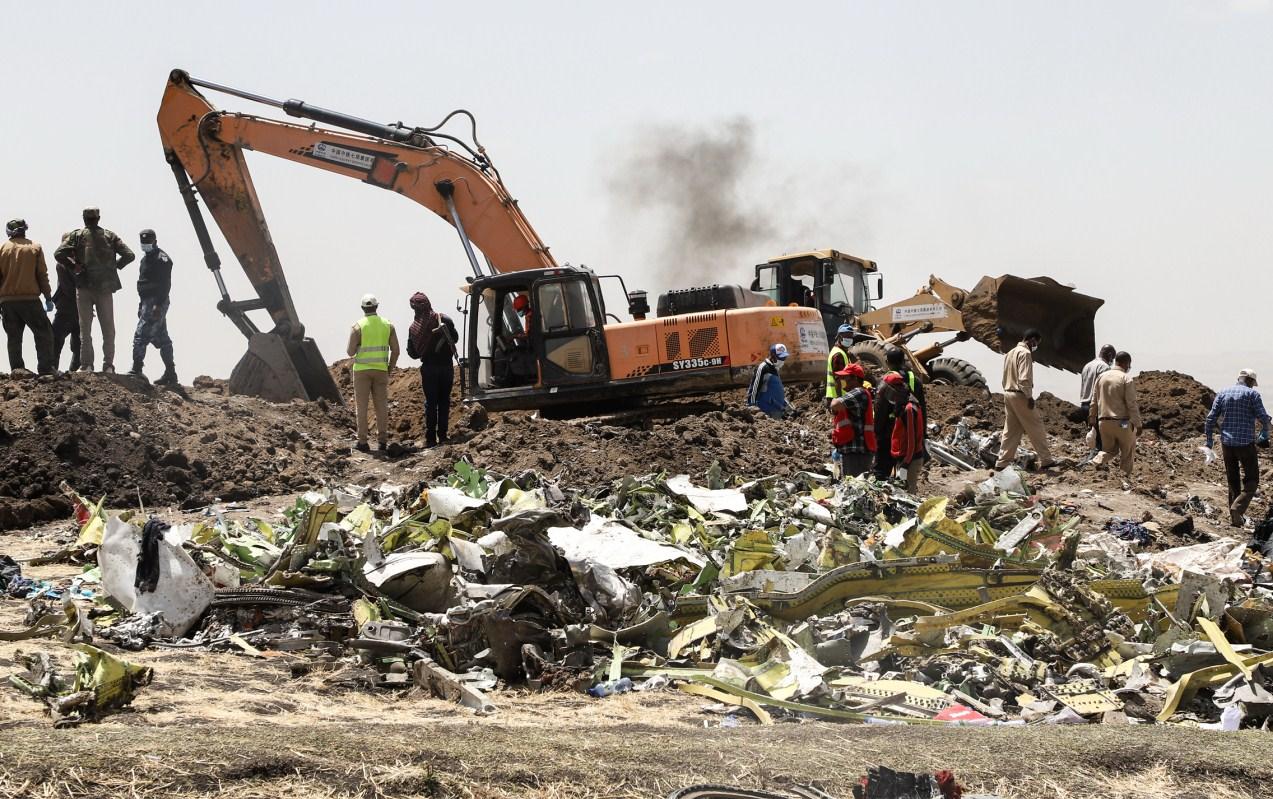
[406,291,458,447]
[50,233,81,372]
[127,229,178,385]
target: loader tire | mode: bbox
[927,356,988,389]
[846,340,891,373]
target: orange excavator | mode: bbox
[157,70,826,410]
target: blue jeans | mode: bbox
[132,297,173,366]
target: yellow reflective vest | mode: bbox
[353,315,392,372]
[825,344,851,398]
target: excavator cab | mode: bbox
[753,250,882,340]
[467,267,610,403]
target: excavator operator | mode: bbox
[492,291,536,387]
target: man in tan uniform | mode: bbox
[346,293,400,452]
[994,329,1057,470]
[1088,351,1141,481]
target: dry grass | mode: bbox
[3,715,1273,799]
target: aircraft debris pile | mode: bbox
[5,461,1273,731]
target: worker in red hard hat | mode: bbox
[512,293,532,336]
[829,363,876,477]
[878,371,926,494]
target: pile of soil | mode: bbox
[1134,370,1217,441]
[0,361,1255,534]
[924,384,1086,439]
[0,372,353,530]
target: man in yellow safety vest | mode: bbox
[824,324,856,404]
[346,293,400,452]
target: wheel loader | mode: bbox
[744,249,1104,387]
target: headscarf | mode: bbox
[409,292,441,356]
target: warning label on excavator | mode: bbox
[796,321,828,353]
[312,142,377,172]
[891,302,949,323]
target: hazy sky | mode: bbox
[3,1,1270,400]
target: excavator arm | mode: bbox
[156,69,556,402]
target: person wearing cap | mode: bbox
[1088,351,1141,485]
[880,371,926,494]
[346,294,400,452]
[824,323,856,404]
[994,328,1058,471]
[747,343,791,419]
[406,291,458,448]
[885,346,927,418]
[0,219,55,375]
[128,229,178,385]
[54,208,134,373]
[830,363,876,477]
[1205,369,1271,527]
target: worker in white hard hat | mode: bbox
[346,293,400,452]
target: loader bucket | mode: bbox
[959,276,1104,373]
[228,332,344,404]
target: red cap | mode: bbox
[882,371,905,387]
[834,363,866,379]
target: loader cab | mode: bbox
[466,267,610,402]
[752,249,882,340]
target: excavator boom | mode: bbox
[156,70,555,402]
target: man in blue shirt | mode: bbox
[1205,369,1271,527]
[747,343,791,420]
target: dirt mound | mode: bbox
[1,362,1247,534]
[1134,370,1217,441]
[0,373,353,530]
[924,384,1085,438]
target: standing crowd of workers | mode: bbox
[0,210,179,383]
[751,323,1268,530]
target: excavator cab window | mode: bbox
[533,275,609,386]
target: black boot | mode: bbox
[127,360,147,380]
[156,349,178,386]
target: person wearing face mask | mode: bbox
[128,229,178,385]
[747,343,792,419]
[993,328,1058,471]
[54,208,134,373]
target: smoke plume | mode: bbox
[606,117,776,288]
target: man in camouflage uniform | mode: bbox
[128,229,178,385]
[54,207,134,373]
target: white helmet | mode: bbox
[360,293,379,310]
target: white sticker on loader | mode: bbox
[796,321,828,353]
[891,302,949,323]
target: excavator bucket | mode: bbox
[228,333,344,404]
[958,276,1104,373]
